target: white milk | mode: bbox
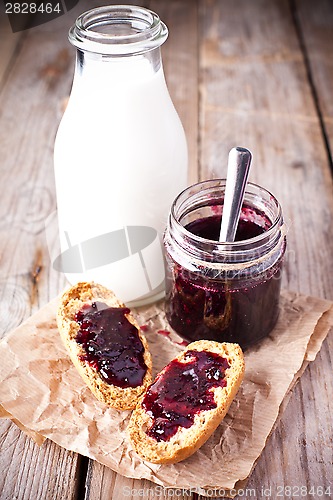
[54,51,188,304]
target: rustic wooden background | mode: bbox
[0,0,332,498]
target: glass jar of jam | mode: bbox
[163,179,286,349]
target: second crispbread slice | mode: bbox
[128,340,244,463]
[57,281,152,410]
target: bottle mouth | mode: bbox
[69,5,168,55]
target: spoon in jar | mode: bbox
[219,147,252,242]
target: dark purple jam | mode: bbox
[165,211,284,349]
[142,350,229,441]
[74,302,147,388]
[187,211,267,241]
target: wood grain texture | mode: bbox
[0,2,100,498]
[294,0,333,155]
[198,0,333,498]
[85,460,192,499]
[0,8,23,88]
[0,420,80,500]
[1,0,333,499]
[199,0,333,298]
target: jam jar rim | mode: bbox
[69,5,168,56]
[168,179,284,263]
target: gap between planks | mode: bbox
[289,0,333,174]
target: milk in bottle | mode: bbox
[54,5,188,305]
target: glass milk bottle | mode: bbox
[54,5,188,306]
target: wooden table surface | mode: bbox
[1,0,333,499]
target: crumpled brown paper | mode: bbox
[0,290,332,497]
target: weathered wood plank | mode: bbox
[0,420,80,500]
[199,0,333,296]
[0,8,23,87]
[83,2,199,498]
[149,0,199,184]
[294,0,333,158]
[198,0,333,498]
[85,461,193,499]
[0,2,100,498]
[1,0,333,498]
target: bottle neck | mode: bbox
[68,5,168,96]
[74,46,162,86]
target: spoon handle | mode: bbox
[219,147,252,242]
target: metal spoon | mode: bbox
[219,147,252,242]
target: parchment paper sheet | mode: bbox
[0,290,332,497]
